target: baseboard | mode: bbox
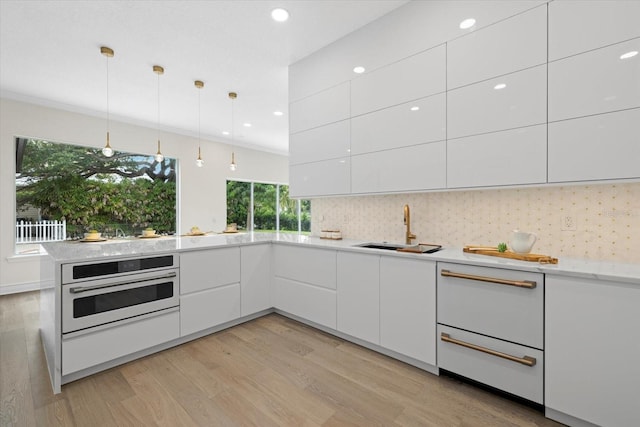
[0,281,40,295]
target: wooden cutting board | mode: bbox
[463,245,558,264]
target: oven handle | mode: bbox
[69,272,177,294]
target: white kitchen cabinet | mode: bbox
[350,93,446,155]
[447,65,546,140]
[337,252,380,345]
[273,245,337,329]
[240,244,271,317]
[545,275,640,427]
[548,108,640,183]
[62,310,179,375]
[438,324,543,404]
[289,120,350,165]
[180,248,241,336]
[380,257,436,365]
[180,284,241,336]
[447,5,547,89]
[351,44,446,117]
[289,82,350,134]
[549,1,640,61]
[447,124,547,188]
[351,141,446,194]
[289,158,350,198]
[548,38,640,122]
[180,248,240,294]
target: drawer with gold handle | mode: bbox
[440,269,536,289]
[441,332,536,366]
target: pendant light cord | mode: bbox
[105,52,110,134]
[157,71,160,143]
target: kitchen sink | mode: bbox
[354,242,443,253]
[355,242,408,250]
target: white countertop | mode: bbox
[41,232,640,285]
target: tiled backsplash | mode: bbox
[311,183,640,263]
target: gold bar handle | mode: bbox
[441,333,537,367]
[440,269,536,289]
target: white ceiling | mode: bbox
[0,0,408,155]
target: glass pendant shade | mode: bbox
[102,131,114,157]
[229,151,237,171]
[229,91,238,172]
[154,139,164,162]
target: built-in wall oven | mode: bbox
[61,255,179,335]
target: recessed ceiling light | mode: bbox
[410,106,420,111]
[273,111,284,116]
[620,50,638,59]
[243,123,252,128]
[494,83,507,90]
[271,8,289,22]
[222,131,230,135]
[353,66,365,74]
[459,18,476,29]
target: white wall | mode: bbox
[0,98,288,294]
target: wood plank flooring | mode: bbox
[0,291,561,426]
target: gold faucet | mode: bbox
[403,204,417,245]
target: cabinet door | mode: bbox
[351,44,445,116]
[274,245,336,290]
[337,252,380,344]
[62,310,179,375]
[180,284,241,337]
[380,257,436,365]
[447,124,547,188]
[351,93,446,155]
[289,82,350,134]
[549,38,640,122]
[180,248,240,294]
[549,1,640,61]
[351,141,446,194]
[447,5,547,89]
[548,108,640,182]
[546,275,640,427]
[273,277,336,329]
[240,244,271,316]
[447,65,546,139]
[289,120,350,165]
[289,158,350,198]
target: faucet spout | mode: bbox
[403,204,417,245]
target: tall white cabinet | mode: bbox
[545,275,640,427]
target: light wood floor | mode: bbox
[0,291,561,426]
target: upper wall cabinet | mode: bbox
[289,158,350,198]
[351,45,446,117]
[549,1,640,61]
[448,65,546,139]
[289,120,350,165]
[447,5,547,90]
[351,142,446,194]
[448,124,547,188]
[548,38,640,122]
[548,108,640,183]
[351,93,446,155]
[289,82,350,134]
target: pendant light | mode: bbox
[100,46,114,157]
[194,80,204,167]
[153,65,165,162]
[229,91,237,171]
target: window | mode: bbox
[15,137,177,253]
[226,180,310,234]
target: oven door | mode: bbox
[62,269,179,334]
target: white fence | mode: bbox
[16,220,66,243]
